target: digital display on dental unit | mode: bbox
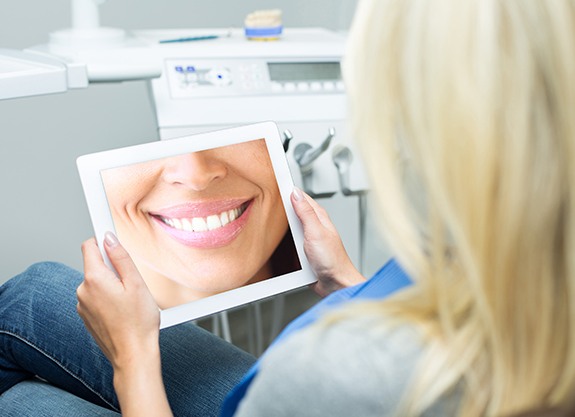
[99,139,301,311]
[268,62,341,82]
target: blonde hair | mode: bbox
[344,0,575,415]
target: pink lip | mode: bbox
[151,199,248,218]
[150,199,253,249]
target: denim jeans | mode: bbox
[0,262,256,416]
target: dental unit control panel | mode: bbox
[134,27,370,268]
[166,60,345,98]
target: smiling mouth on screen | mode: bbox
[150,200,252,249]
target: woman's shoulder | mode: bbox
[235,310,426,417]
[295,311,425,379]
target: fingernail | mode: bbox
[104,231,119,248]
[293,187,303,201]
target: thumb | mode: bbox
[291,187,335,229]
[291,187,323,238]
[103,232,144,288]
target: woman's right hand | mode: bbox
[78,234,160,369]
[78,233,173,417]
[291,188,366,297]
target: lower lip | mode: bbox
[151,202,253,249]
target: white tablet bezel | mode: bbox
[77,121,315,329]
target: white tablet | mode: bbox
[77,121,315,329]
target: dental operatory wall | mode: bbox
[0,0,393,286]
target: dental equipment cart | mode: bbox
[135,28,371,353]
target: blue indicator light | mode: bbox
[175,66,184,72]
[186,66,196,72]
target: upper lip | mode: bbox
[149,199,251,219]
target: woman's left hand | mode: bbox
[291,188,366,297]
[77,233,160,370]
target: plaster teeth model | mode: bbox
[244,9,283,41]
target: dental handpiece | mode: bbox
[282,129,293,152]
[332,145,368,273]
[293,127,336,174]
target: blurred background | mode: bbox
[0,0,395,353]
[0,0,362,283]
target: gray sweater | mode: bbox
[234,314,460,416]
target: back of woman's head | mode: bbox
[344,0,575,415]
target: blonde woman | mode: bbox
[342,0,575,415]
[1,0,574,416]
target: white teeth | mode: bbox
[192,217,208,232]
[181,218,193,232]
[206,215,221,230]
[160,204,247,233]
[220,211,229,226]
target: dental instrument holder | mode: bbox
[332,145,369,273]
[293,127,337,198]
[282,129,293,152]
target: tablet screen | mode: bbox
[77,122,314,328]
[99,139,301,309]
